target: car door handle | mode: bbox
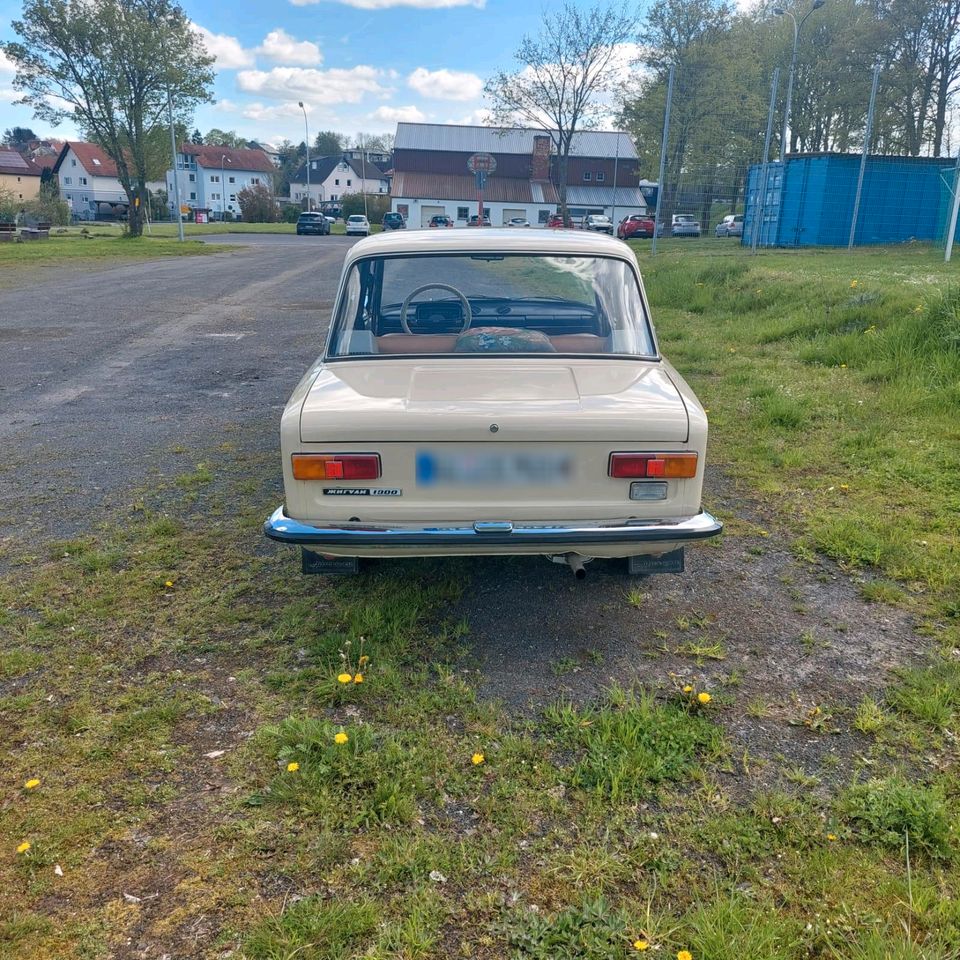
[473,521,514,534]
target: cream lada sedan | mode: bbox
[264,229,722,577]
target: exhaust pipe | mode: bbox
[566,554,588,580]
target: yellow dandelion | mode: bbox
[334,731,349,745]
[850,279,858,288]
[24,778,40,790]
[840,363,847,369]
[17,841,31,855]
[353,673,364,684]
[678,952,693,960]
[839,483,849,491]
[337,672,352,684]
[164,580,174,588]
[358,655,369,666]
[682,684,693,694]
[827,833,838,841]
[697,692,712,705]
[634,940,650,951]
[471,752,485,766]
[286,761,300,773]
[914,304,923,313]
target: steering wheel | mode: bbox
[400,282,473,335]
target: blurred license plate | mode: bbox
[417,451,572,487]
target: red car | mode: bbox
[547,214,576,229]
[618,213,656,240]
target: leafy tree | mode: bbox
[0,185,21,221]
[340,192,389,222]
[2,126,38,150]
[486,2,639,220]
[204,128,246,148]
[314,130,346,155]
[191,128,204,144]
[2,0,213,237]
[237,183,279,223]
[24,183,70,224]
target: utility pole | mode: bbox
[167,89,184,242]
[652,65,675,255]
[299,101,310,211]
[774,0,826,162]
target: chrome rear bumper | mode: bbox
[263,506,722,549]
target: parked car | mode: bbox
[263,229,722,578]
[382,212,406,231]
[506,217,530,228]
[467,214,492,227]
[429,215,454,228]
[617,213,656,240]
[715,214,744,238]
[324,215,337,225]
[584,214,614,234]
[296,212,330,236]
[346,215,370,236]
[547,214,576,229]
[671,215,701,238]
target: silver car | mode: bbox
[584,214,614,235]
[715,214,744,237]
[671,215,701,238]
[346,215,370,236]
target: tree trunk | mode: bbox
[557,150,570,222]
[125,185,143,237]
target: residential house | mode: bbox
[53,142,164,220]
[288,155,389,212]
[249,141,282,167]
[166,143,277,220]
[0,149,42,205]
[390,122,648,228]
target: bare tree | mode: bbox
[3,0,213,236]
[485,2,638,220]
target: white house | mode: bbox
[289,155,389,211]
[166,144,277,220]
[53,142,163,221]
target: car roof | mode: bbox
[342,228,638,267]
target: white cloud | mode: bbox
[447,108,495,126]
[371,104,427,124]
[236,65,391,104]
[191,24,255,69]
[0,50,16,75]
[292,0,482,7]
[241,101,325,122]
[407,67,483,101]
[0,87,20,105]
[257,29,323,67]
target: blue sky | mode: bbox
[0,0,614,146]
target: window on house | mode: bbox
[330,194,338,201]
[538,210,550,224]
[230,195,236,202]
[64,176,72,185]
[189,191,196,200]
[335,179,340,185]
[92,158,101,166]
[229,176,235,183]
[596,172,605,182]
[211,175,219,183]
[583,172,592,181]
[79,177,87,185]
[457,206,469,221]
[71,159,76,166]
[346,179,352,186]
[211,192,220,201]
[251,178,260,185]
[189,173,195,182]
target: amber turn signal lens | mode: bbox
[609,452,698,479]
[292,454,381,481]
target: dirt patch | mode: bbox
[454,467,923,797]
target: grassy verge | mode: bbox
[0,234,224,271]
[2,244,960,958]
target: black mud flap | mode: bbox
[302,549,360,576]
[627,548,685,576]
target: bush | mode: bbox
[340,191,389,222]
[280,203,300,223]
[236,183,279,223]
[22,195,70,226]
[0,185,19,222]
[843,776,953,858]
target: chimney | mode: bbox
[531,135,551,181]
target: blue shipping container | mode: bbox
[742,153,959,247]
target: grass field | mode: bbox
[2,243,960,958]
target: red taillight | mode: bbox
[609,453,698,479]
[291,454,381,481]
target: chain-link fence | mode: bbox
[635,59,960,259]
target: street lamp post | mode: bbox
[774,0,825,162]
[298,101,310,211]
[221,154,227,221]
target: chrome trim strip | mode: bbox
[264,507,722,547]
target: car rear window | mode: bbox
[327,253,657,360]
